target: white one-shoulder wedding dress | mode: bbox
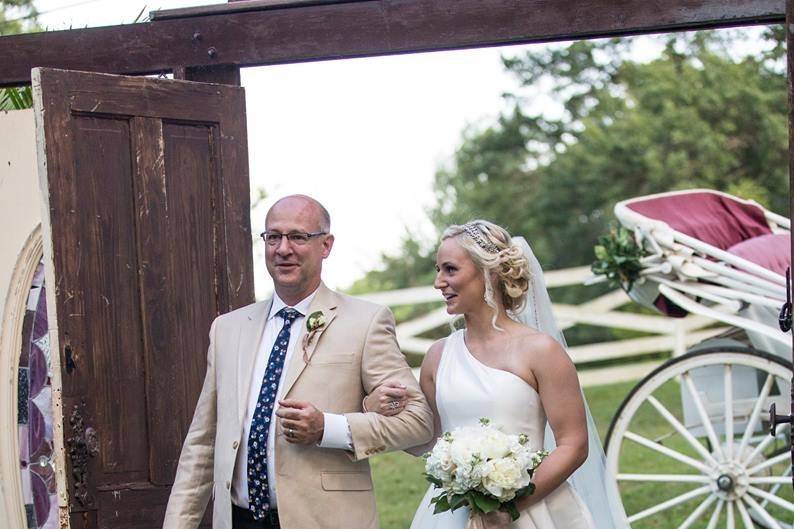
[409,330,597,529]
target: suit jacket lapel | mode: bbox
[281,283,339,398]
[236,299,272,427]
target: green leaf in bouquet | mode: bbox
[514,483,536,499]
[469,491,500,514]
[432,494,451,514]
[503,502,521,521]
[449,494,467,512]
[423,473,443,488]
[465,492,481,514]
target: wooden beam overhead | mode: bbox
[0,0,784,87]
[149,0,352,21]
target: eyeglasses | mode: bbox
[260,231,328,246]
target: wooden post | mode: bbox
[183,64,241,86]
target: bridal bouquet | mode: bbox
[423,418,548,525]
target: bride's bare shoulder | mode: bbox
[423,338,446,364]
[512,326,567,359]
[420,338,446,381]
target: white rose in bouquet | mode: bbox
[423,419,548,524]
[481,456,531,501]
[425,437,454,483]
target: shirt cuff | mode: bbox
[319,412,354,450]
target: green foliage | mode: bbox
[0,0,39,36]
[347,231,437,295]
[591,225,648,291]
[0,85,32,110]
[434,29,787,271]
[351,30,788,352]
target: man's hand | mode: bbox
[276,399,325,444]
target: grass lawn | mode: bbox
[371,378,793,529]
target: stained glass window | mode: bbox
[17,261,56,529]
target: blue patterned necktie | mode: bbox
[247,306,300,519]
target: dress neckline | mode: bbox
[458,330,539,396]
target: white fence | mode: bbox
[359,266,726,386]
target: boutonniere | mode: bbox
[302,310,326,363]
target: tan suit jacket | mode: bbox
[163,283,433,529]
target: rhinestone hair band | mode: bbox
[463,223,499,254]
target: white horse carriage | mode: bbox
[597,189,793,528]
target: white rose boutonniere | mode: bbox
[302,310,326,363]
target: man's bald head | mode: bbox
[263,194,334,305]
[266,194,331,233]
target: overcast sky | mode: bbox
[30,0,528,298]
[29,1,767,299]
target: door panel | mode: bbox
[33,67,253,529]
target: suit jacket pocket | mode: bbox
[320,471,373,491]
[312,352,354,365]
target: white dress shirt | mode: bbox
[231,289,354,509]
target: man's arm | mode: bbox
[345,306,434,460]
[162,319,218,529]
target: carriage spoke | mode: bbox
[737,375,774,456]
[607,351,793,529]
[742,494,784,529]
[749,476,794,485]
[724,366,733,461]
[742,431,777,467]
[624,431,711,473]
[617,473,709,483]
[735,498,757,529]
[682,373,724,460]
[748,486,794,513]
[676,494,716,529]
[747,451,790,475]
[626,485,710,523]
[646,395,718,466]
[704,499,723,529]
[764,466,792,500]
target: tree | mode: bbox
[351,28,787,298]
[434,29,787,270]
[0,0,38,36]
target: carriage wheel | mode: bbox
[605,347,793,529]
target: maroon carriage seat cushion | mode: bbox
[726,233,790,276]
[626,192,772,250]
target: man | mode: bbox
[163,195,433,529]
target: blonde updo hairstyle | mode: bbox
[442,220,531,329]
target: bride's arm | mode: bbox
[515,335,589,510]
[363,339,444,456]
[404,341,443,456]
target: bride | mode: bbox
[364,220,628,529]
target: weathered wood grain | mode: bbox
[1,0,784,87]
[34,67,251,528]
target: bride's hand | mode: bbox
[363,379,407,416]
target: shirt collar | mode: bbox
[268,288,318,321]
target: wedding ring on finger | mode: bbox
[286,428,294,437]
[389,400,399,410]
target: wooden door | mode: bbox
[32,68,254,529]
